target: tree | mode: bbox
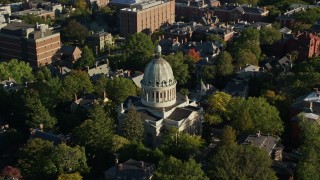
[21,14,52,25]
[237,0,259,6]
[238,27,260,42]
[76,46,95,68]
[208,145,277,179]
[220,126,237,147]
[186,49,201,62]
[204,92,232,125]
[105,77,136,104]
[74,0,88,10]
[62,19,88,44]
[23,89,57,130]
[214,51,234,77]
[1,166,22,180]
[201,65,215,83]
[17,138,56,179]
[94,74,108,95]
[111,135,130,152]
[154,156,208,180]
[123,33,154,70]
[17,139,89,179]
[165,52,189,85]
[206,34,226,48]
[297,120,320,180]
[160,128,204,160]
[231,107,255,133]
[227,97,283,135]
[235,49,258,67]
[121,107,144,141]
[52,144,89,174]
[260,27,282,45]
[59,70,93,101]
[73,105,114,152]
[0,59,33,83]
[57,173,82,180]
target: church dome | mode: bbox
[140,45,177,108]
[141,45,176,87]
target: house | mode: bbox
[236,64,261,80]
[30,129,63,146]
[175,0,213,21]
[0,77,24,92]
[222,79,249,98]
[183,41,221,59]
[86,31,114,55]
[251,22,272,30]
[70,93,104,112]
[87,63,110,81]
[241,132,282,160]
[263,56,292,76]
[213,4,269,23]
[276,7,305,28]
[104,159,155,180]
[59,45,82,62]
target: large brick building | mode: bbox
[119,0,175,37]
[0,22,61,67]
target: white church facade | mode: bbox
[118,45,203,147]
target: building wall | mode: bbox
[0,32,60,67]
[120,0,175,37]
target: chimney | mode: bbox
[114,153,119,165]
[103,90,106,99]
[117,164,123,171]
[74,94,77,101]
[24,81,28,87]
[7,17,10,23]
[39,123,44,131]
[95,61,98,68]
[86,66,90,72]
[36,22,39,29]
[139,161,144,168]
[185,38,187,43]
[256,131,261,137]
[207,84,210,89]
[120,103,124,113]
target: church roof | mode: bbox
[141,45,176,87]
[167,107,193,121]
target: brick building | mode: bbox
[119,0,175,37]
[0,22,61,67]
[175,0,213,21]
[274,31,320,60]
[213,4,269,23]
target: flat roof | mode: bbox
[1,22,34,30]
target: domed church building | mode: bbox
[118,45,203,147]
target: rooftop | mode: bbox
[1,22,34,31]
[242,133,280,156]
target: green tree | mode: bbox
[208,145,277,179]
[23,89,57,130]
[111,135,130,152]
[231,107,255,134]
[201,65,215,83]
[294,7,320,24]
[121,107,144,141]
[160,128,204,160]
[17,139,55,179]
[227,97,283,135]
[154,156,208,180]
[76,46,95,68]
[17,139,89,179]
[94,74,108,95]
[0,59,33,83]
[105,77,136,104]
[260,27,282,45]
[21,14,52,25]
[206,34,226,48]
[235,49,258,67]
[297,119,320,180]
[238,27,260,43]
[165,52,189,85]
[123,33,154,70]
[59,70,93,101]
[204,92,232,125]
[73,105,114,153]
[74,0,88,10]
[214,51,234,77]
[57,173,82,180]
[220,126,237,147]
[62,19,88,44]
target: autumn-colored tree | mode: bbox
[187,49,201,62]
[1,166,22,180]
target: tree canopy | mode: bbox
[0,59,33,83]
[105,77,137,104]
[76,46,95,68]
[207,145,277,179]
[160,128,204,160]
[227,97,283,135]
[164,52,189,85]
[62,19,88,44]
[214,51,234,77]
[204,92,232,125]
[121,107,144,141]
[260,27,282,45]
[154,156,208,180]
[123,33,154,70]
[17,139,89,179]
